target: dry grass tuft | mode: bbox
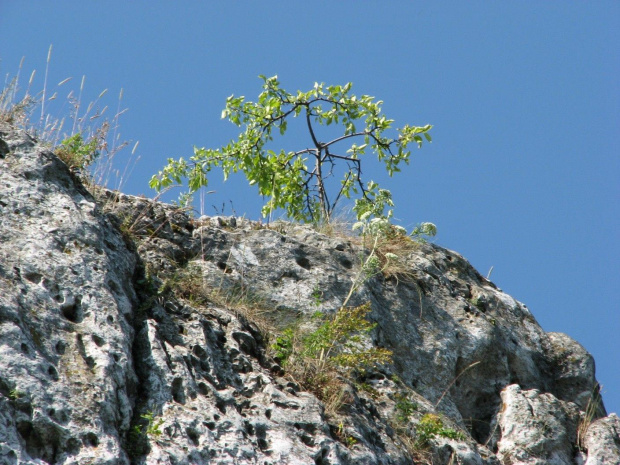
[577,383,605,451]
[160,262,279,341]
[1,47,138,198]
[373,233,421,282]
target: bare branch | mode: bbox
[305,106,321,149]
[322,129,375,149]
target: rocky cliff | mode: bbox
[0,123,618,464]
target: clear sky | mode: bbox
[2,2,618,414]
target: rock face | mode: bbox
[0,123,617,464]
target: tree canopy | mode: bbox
[150,75,432,223]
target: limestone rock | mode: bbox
[581,414,620,465]
[496,385,579,465]
[0,124,137,464]
[0,122,617,464]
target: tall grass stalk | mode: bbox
[40,44,52,123]
[1,47,138,194]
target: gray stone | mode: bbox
[582,414,620,465]
[0,122,617,464]
[0,123,137,464]
[496,385,579,465]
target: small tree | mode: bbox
[149,75,432,223]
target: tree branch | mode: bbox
[322,128,375,149]
[305,106,321,149]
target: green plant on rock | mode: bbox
[352,193,436,283]
[302,303,392,374]
[9,389,24,400]
[415,413,464,447]
[274,303,391,374]
[150,75,432,223]
[577,383,605,451]
[1,48,134,196]
[272,303,392,415]
[272,328,295,366]
[334,422,358,448]
[55,132,100,172]
[310,283,323,307]
[141,411,164,437]
[394,394,418,424]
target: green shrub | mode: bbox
[272,328,295,365]
[300,303,392,374]
[272,303,392,415]
[141,411,164,437]
[394,394,418,423]
[415,413,464,446]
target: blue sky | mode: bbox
[2,2,618,414]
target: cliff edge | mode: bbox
[0,123,618,464]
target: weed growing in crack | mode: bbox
[9,389,24,400]
[394,394,418,424]
[271,302,392,416]
[333,422,358,449]
[310,283,323,308]
[577,383,605,451]
[414,413,465,446]
[141,411,164,437]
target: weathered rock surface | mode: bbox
[581,414,620,465]
[0,123,617,464]
[0,124,137,464]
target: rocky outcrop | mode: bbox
[0,122,617,464]
[0,124,137,464]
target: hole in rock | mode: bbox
[61,296,83,323]
[192,345,207,358]
[24,272,42,283]
[215,398,227,414]
[107,280,120,293]
[197,382,209,396]
[217,261,232,273]
[257,437,269,451]
[295,256,311,270]
[55,341,66,354]
[47,365,59,381]
[82,432,99,447]
[104,239,117,251]
[244,420,255,436]
[186,427,200,445]
[171,378,186,404]
[66,436,81,454]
